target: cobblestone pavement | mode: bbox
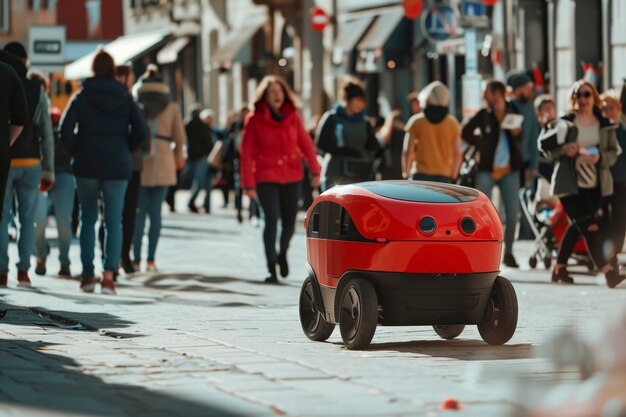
[0,191,624,417]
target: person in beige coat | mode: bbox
[132,66,186,272]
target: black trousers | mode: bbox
[98,171,141,263]
[256,181,300,269]
[121,171,141,262]
[0,156,9,223]
[558,187,609,267]
[607,182,626,257]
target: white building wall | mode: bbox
[554,0,576,112]
[610,0,626,90]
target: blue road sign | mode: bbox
[462,1,486,18]
[421,5,459,43]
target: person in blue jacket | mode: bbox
[60,49,147,295]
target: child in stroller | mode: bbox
[519,176,593,271]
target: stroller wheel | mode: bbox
[529,256,537,269]
[543,256,552,269]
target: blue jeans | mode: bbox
[475,171,520,255]
[134,186,168,262]
[187,158,214,211]
[0,165,42,273]
[76,178,127,277]
[34,173,76,267]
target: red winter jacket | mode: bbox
[240,102,321,189]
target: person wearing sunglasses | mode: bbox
[542,80,622,287]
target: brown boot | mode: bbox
[17,270,32,288]
[80,276,99,293]
[101,271,116,295]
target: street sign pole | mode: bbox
[460,0,486,120]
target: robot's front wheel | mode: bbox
[433,325,465,340]
[299,278,335,342]
[339,278,378,350]
[478,276,518,345]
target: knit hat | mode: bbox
[3,42,28,59]
[507,70,532,90]
[418,81,450,108]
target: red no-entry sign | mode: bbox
[310,7,330,32]
[403,0,424,20]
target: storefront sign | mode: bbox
[28,25,66,73]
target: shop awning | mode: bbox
[357,8,405,52]
[339,0,399,12]
[157,36,191,65]
[212,15,267,65]
[334,16,375,56]
[64,31,169,80]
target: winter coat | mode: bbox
[135,79,186,187]
[315,104,381,186]
[60,77,146,180]
[461,102,524,173]
[0,50,55,182]
[185,116,215,162]
[539,110,620,197]
[240,101,320,189]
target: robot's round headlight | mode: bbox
[460,217,476,235]
[419,216,437,235]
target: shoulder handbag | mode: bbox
[208,139,224,169]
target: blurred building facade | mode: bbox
[2,0,626,122]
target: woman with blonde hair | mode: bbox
[539,80,621,287]
[240,76,320,283]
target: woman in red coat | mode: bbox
[241,76,321,283]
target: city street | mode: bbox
[0,191,624,417]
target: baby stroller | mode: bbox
[519,177,593,271]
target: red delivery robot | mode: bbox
[299,181,518,350]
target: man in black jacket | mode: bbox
[0,60,28,229]
[462,80,523,268]
[0,43,55,288]
[185,107,215,213]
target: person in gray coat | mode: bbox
[539,80,622,288]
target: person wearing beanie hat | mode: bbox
[0,41,55,289]
[132,64,186,273]
[3,42,28,60]
[508,69,542,241]
[403,81,462,183]
[508,69,541,187]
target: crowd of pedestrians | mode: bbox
[0,38,624,291]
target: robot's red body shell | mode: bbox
[304,181,504,326]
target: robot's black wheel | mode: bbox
[478,276,518,345]
[433,325,465,340]
[339,278,378,350]
[543,256,552,270]
[299,277,335,342]
[528,256,537,269]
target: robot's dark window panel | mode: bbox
[358,181,479,203]
[307,202,370,242]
